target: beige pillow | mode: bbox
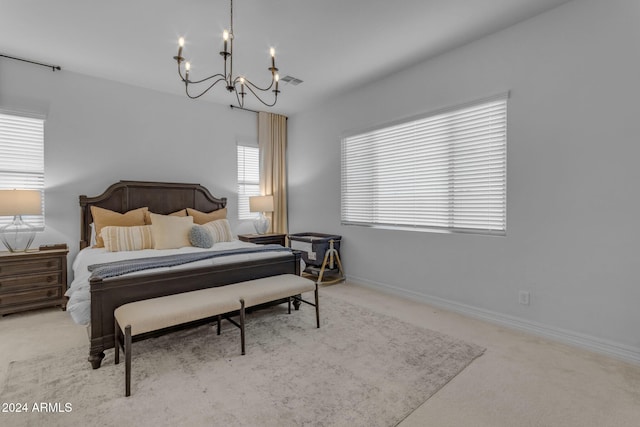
[201,219,234,243]
[186,207,227,225]
[143,209,187,225]
[90,206,148,248]
[101,225,154,252]
[149,212,194,250]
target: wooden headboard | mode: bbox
[79,180,227,249]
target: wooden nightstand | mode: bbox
[0,248,69,316]
[238,233,287,246]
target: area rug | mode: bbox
[1,294,484,427]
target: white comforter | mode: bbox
[65,240,293,326]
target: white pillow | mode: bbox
[149,212,194,250]
[90,223,96,246]
[233,220,255,236]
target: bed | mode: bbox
[69,180,300,369]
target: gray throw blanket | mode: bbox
[88,245,292,280]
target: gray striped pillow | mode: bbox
[201,219,234,243]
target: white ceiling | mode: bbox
[1,0,571,115]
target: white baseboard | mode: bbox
[347,274,640,366]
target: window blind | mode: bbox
[0,112,45,230]
[341,94,507,235]
[237,144,260,220]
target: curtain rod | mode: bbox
[229,104,288,120]
[1,54,61,72]
[230,105,259,114]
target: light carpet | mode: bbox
[0,294,484,427]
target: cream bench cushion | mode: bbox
[114,285,242,336]
[225,273,316,308]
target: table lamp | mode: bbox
[249,195,274,234]
[0,189,42,252]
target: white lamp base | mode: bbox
[253,212,270,235]
[0,215,36,252]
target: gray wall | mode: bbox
[0,58,256,263]
[288,0,640,361]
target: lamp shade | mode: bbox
[249,195,274,213]
[0,190,42,216]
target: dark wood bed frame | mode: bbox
[79,180,300,369]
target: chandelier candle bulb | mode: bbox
[223,30,229,53]
[270,47,275,68]
[178,37,184,58]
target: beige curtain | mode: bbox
[258,111,288,234]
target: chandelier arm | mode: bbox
[234,87,244,108]
[243,76,275,92]
[176,58,227,85]
[243,84,277,107]
[185,77,228,99]
[177,61,187,82]
[189,73,226,85]
[230,75,274,92]
[186,73,228,85]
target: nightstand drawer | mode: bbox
[0,286,62,307]
[0,257,62,277]
[0,272,62,292]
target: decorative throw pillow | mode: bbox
[201,219,234,243]
[189,225,214,248]
[149,212,194,250]
[101,225,154,252]
[90,206,148,248]
[143,208,187,225]
[186,207,227,225]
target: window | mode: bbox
[237,144,260,220]
[341,94,507,235]
[0,112,45,230]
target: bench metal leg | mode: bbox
[239,299,246,355]
[288,296,292,314]
[216,314,221,335]
[315,284,320,328]
[114,318,120,365]
[125,325,132,397]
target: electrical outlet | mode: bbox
[518,291,530,306]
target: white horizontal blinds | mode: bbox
[0,113,45,230]
[237,144,260,220]
[341,95,507,234]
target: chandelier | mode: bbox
[173,0,280,108]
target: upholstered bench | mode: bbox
[114,273,318,396]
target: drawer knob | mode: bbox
[46,290,53,297]
[47,276,54,283]
[47,261,55,268]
